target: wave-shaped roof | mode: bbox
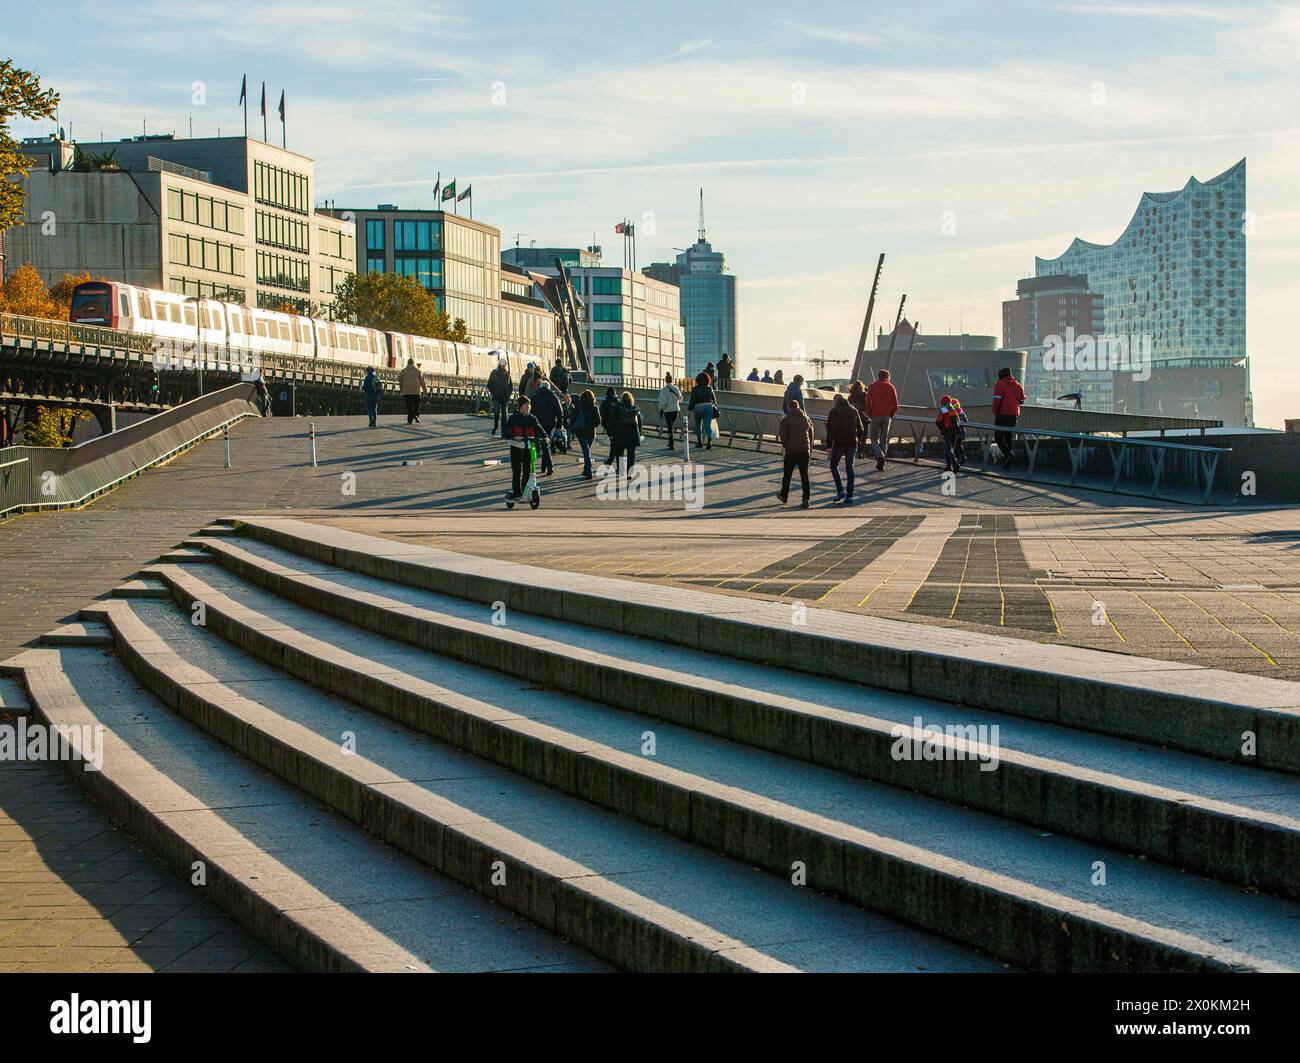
[1037,158,1245,266]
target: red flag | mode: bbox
[614,221,626,234]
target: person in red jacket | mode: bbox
[865,370,900,471]
[991,366,1026,469]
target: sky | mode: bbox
[8,0,1300,425]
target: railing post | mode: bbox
[223,425,231,469]
[309,422,318,467]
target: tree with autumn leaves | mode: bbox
[1,59,58,234]
[0,264,106,319]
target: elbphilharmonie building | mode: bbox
[1033,159,1248,424]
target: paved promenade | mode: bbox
[1,410,1298,972]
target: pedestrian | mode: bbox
[688,371,718,449]
[609,391,643,472]
[530,379,561,476]
[761,369,773,384]
[572,389,601,479]
[848,380,868,457]
[825,393,864,504]
[254,372,271,418]
[936,395,968,473]
[361,366,382,428]
[777,398,814,508]
[746,367,760,382]
[503,397,544,501]
[658,372,683,449]
[524,366,543,401]
[399,357,425,424]
[487,357,513,435]
[866,369,900,471]
[558,391,575,450]
[717,352,734,391]
[991,365,1026,468]
[783,373,805,413]
[549,356,571,395]
[703,362,716,387]
[600,387,620,465]
[773,369,784,386]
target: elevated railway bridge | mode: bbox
[0,311,486,441]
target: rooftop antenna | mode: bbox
[697,187,706,243]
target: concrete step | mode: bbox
[38,620,113,647]
[110,579,170,599]
[157,547,213,564]
[236,517,1300,774]
[5,645,610,973]
[92,596,1003,974]
[0,675,31,714]
[130,564,1300,972]
[196,524,242,537]
[188,536,1300,901]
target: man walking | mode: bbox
[361,366,382,428]
[487,357,513,436]
[399,357,425,424]
[825,393,864,504]
[777,398,814,509]
[991,365,1026,468]
[549,356,571,395]
[866,369,899,471]
[530,379,562,476]
[783,373,805,414]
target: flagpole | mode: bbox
[261,82,267,142]
[242,75,247,138]
[280,91,285,149]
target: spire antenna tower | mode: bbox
[697,187,706,243]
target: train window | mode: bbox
[183,304,196,326]
[279,321,290,340]
[229,312,242,334]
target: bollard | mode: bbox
[223,425,231,469]
[309,422,318,467]
[681,418,690,462]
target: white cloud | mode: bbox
[674,38,712,57]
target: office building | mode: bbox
[524,252,685,381]
[1003,274,1108,408]
[501,245,600,271]
[1033,159,1248,423]
[336,205,558,364]
[12,134,355,313]
[644,191,738,377]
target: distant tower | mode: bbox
[698,187,706,243]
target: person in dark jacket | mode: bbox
[825,393,864,504]
[608,391,643,472]
[571,389,601,479]
[529,380,561,475]
[777,399,814,508]
[502,398,544,500]
[848,379,868,457]
[688,372,718,449]
[361,367,381,427]
[549,357,570,395]
[600,387,620,465]
[487,359,513,435]
[717,353,733,391]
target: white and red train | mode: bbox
[69,280,541,382]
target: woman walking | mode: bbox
[657,372,683,449]
[609,391,643,471]
[688,372,717,449]
[572,389,601,479]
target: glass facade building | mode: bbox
[1033,159,1248,422]
[336,206,558,363]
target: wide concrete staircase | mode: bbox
[6,516,1300,973]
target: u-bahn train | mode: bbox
[68,280,542,382]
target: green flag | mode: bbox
[441,180,456,203]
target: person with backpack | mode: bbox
[600,387,620,466]
[487,357,513,435]
[657,372,683,449]
[529,379,561,476]
[361,366,382,428]
[777,398,814,508]
[936,395,969,473]
[571,389,602,479]
[608,391,643,472]
[825,393,864,504]
[549,356,571,395]
[688,372,718,449]
[866,369,900,471]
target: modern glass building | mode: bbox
[1033,159,1248,423]
[335,205,558,363]
[645,192,739,377]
